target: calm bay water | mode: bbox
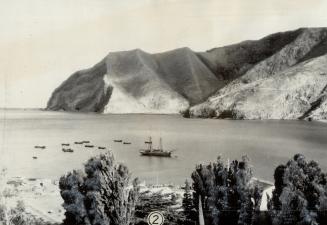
[0,109,326,185]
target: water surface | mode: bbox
[0,109,326,185]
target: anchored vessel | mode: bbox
[139,137,173,157]
[85,145,94,148]
[62,148,74,153]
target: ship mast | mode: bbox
[149,136,152,151]
[159,137,163,151]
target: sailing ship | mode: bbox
[139,137,173,157]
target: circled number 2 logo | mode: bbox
[147,211,164,225]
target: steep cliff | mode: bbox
[47,60,112,112]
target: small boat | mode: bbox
[114,140,122,143]
[34,146,46,149]
[62,148,74,153]
[74,141,83,144]
[61,143,70,146]
[139,137,173,157]
[85,145,94,148]
[98,146,106,150]
[123,142,131,145]
[82,141,90,144]
[32,156,38,159]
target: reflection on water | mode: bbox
[0,109,326,185]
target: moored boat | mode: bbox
[85,145,94,148]
[98,146,106,149]
[114,140,122,143]
[139,137,173,157]
[62,148,74,153]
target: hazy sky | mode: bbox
[0,0,327,108]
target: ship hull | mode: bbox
[139,151,172,157]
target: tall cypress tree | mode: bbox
[268,154,327,225]
[59,152,139,225]
[182,179,196,224]
[191,155,262,225]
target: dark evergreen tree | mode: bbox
[191,155,262,225]
[59,152,139,225]
[182,179,197,224]
[268,154,327,225]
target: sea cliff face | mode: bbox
[47,27,327,120]
[47,60,112,113]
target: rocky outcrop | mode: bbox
[189,28,327,120]
[47,60,112,113]
[191,55,327,119]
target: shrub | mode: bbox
[181,108,191,118]
[0,200,55,225]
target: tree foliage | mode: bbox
[182,179,197,224]
[59,152,139,225]
[268,154,327,225]
[191,155,262,225]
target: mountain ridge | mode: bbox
[47,27,327,120]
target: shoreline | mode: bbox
[0,108,326,123]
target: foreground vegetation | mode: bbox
[268,154,327,225]
[1,153,326,225]
[191,155,262,225]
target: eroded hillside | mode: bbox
[47,27,327,120]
